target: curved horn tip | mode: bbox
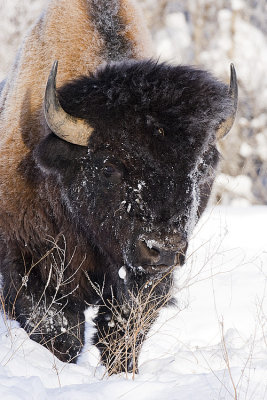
[48,60,59,86]
[230,63,236,75]
[229,63,238,97]
[215,64,238,141]
[52,60,59,74]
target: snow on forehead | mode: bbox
[134,181,146,191]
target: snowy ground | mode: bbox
[0,206,266,400]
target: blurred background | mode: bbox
[0,0,266,205]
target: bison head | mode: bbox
[35,60,237,278]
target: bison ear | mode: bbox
[34,133,87,175]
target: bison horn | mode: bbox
[216,63,238,140]
[44,60,93,146]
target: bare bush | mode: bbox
[85,270,174,377]
[0,235,86,364]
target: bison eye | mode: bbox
[102,163,122,184]
[103,165,116,175]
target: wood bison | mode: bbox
[0,0,237,373]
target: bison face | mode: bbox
[35,60,237,276]
[35,125,217,276]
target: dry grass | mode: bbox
[85,269,174,378]
[0,235,86,365]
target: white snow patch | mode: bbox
[145,239,157,249]
[118,266,127,280]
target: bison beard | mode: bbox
[0,1,237,374]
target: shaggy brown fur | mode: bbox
[0,0,152,220]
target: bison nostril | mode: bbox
[138,240,161,263]
[144,244,161,261]
[149,247,160,257]
[136,237,188,268]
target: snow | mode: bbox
[213,173,255,205]
[0,206,267,399]
[118,266,127,280]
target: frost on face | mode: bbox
[0,273,3,292]
[125,180,147,218]
[184,160,202,237]
[144,239,161,250]
[134,180,146,211]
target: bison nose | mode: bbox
[137,240,161,265]
[136,238,187,269]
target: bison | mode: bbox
[0,0,237,373]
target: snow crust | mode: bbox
[0,206,266,399]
